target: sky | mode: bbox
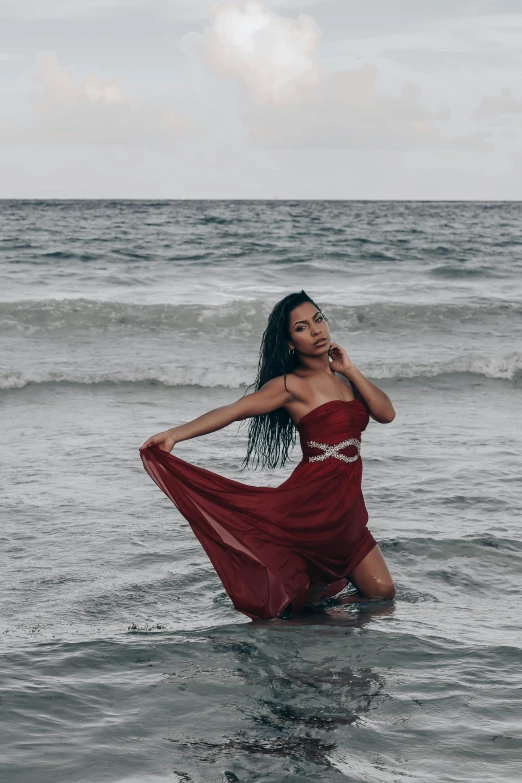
[0,0,521,199]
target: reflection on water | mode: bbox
[163,600,396,780]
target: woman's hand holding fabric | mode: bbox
[140,429,177,453]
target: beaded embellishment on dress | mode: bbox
[306,438,361,463]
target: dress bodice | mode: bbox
[297,398,369,463]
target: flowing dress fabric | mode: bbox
[139,399,377,620]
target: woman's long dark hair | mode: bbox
[240,290,324,471]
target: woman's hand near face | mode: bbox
[328,342,354,375]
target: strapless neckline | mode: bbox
[296,398,360,427]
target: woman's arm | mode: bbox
[329,342,395,424]
[139,376,291,452]
[343,364,395,423]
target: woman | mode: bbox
[139,290,396,620]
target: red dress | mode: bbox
[139,398,377,620]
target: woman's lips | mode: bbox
[314,338,327,346]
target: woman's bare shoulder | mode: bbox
[281,371,308,398]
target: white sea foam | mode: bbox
[367,353,522,382]
[2,353,520,390]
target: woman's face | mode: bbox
[287,301,330,356]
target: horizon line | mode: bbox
[1,197,521,203]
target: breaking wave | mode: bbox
[2,353,521,390]
[2,297,521,335]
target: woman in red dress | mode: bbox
[139,291,396,620]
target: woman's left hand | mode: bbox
[328,342,354,374]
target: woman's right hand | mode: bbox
[139,428,177,453]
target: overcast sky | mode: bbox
[0,0,521,198]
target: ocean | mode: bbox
[1,199,521,782]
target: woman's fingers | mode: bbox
[139,430,176,453]
[139,435,170,451]
[329,342,346,358]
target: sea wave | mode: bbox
[2,353,521,390]
[429,264,501,279]
[2,297,521,335]
[366,353,522,382]
[0,367,252,391]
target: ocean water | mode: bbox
[1,199,521,782]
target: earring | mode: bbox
[288,348,294,355]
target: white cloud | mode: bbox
[248,62,485,150]
[34,51,126,105]
[181,0,323,106]
[181,1,483,150]
[0,51,188,145]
